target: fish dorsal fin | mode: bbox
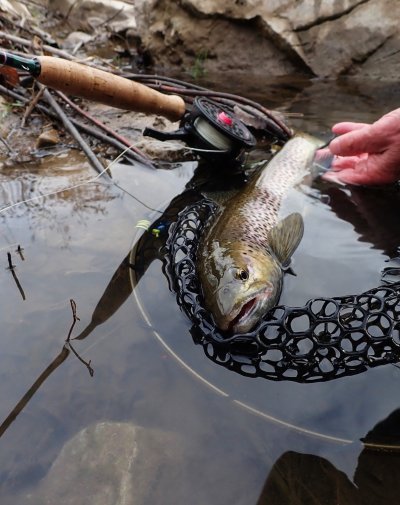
[269,212,304,267]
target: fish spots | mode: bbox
[197,134,318,330]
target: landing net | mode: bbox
[165,199,400,383]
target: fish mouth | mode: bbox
[228,297,258,333]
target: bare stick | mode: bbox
[16,244,25,260]
[7,252,26,300]
[66,341,94,376]
[66,299,80,342]
[0,30,77,60]
[56,91,148,160]
[0,83,146,165]
[0,133,15,154]
[21,85,44,127]
[0,30,115,71]
[41,86,107,176]
[0,347,70,438]
[65,299,94,376]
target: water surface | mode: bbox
[1,76,400,504]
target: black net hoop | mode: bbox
[164,199,400,383]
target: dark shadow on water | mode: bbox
[320,183,400,259]
[257,408,400,505]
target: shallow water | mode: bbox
[1,76,400,504]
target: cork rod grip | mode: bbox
[37,56,186,122]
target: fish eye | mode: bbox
[235,268,249,281]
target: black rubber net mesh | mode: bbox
[164,198,400,383]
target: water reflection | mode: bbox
[257,408,400,505]
[320,183,400,258]
[0,161,117,249]
[3,76,400,503]
[42,165,400,387]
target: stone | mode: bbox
[63,31,94,51]
[297,0,400,77]
[36,128,60,148]
[140,0,400,80]
[27,422,185,505]
[0,0,30,18]
[48,0,138,33]
[49,0,400,79]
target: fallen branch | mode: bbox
[0,346,69,438]
[0,84,149,165]
[0,132,15,154]
[21,85,44,127]
[0,30,115,71]
[41,85,107,176]
[56,90,148,161]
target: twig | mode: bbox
[17,22,57,46]
[0,30,77,61]
[65,298,94,377]
[21,85,44,126]
[65,299,94,376]
[0,347,70,438]
[0,83,146,165]
[0,132,15,154]
[16,244,25,260]
[65,0,80,20]
[0,30,115,71]
[7,251,14,270]
[66,299,80,342]
[41,85,107,176]
[7,251,26,300]
[94,6,124,28]
[56,90,148,160]
[66,341,94,376]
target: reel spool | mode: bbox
[143,97,257,164]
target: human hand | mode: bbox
[323,108,400,185]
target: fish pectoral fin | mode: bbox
[269,212,304,267]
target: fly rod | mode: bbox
[0,50,186,121]
[0,49,264,162]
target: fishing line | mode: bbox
[0,144,161,216]
[110,181,163,214]
[140,137,224,154]
[128,220,354,446]
[193,117,233,151]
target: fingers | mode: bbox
[328,124,386,157]
[331,155,363,170]
[332,122,369,135]
[323,154,399,185]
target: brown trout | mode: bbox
[197,134,325,334]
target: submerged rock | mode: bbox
[28,422,185,505]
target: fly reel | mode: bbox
[143,97,257,163]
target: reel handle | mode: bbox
[36,56,186,122]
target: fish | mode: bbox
[196,133,327,334]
